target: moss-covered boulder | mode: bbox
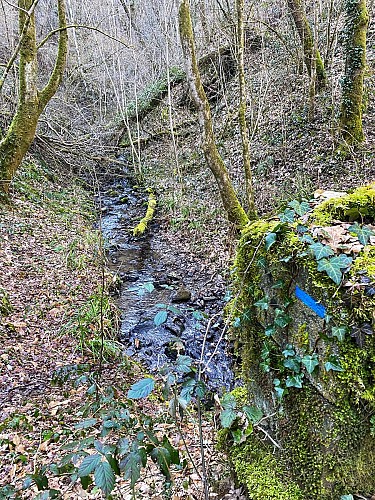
[229,184,375,499]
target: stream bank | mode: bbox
[99,172,235,393]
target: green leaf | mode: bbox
[221,393,236,410]
[195,381,206,399]
[301,233,315,244]
[78,454,102,477]
[80,476,92,490]
[254,295,269,310]
[265,325,275,337]
[151,446,172,479]
[301,355,319,374]
[180,378,196,401]
[285,374,304,388]
[317,258,343,285]
[340,495,354,500]
[154,310,168,326]
[162,436,180,465]
[282,345,295,357]
[121,447,147,488]
[265,232,277,251]
[167,305,183,316]
[288,200,310,216]
[192,310,204,321]
[74,418,98,430]
[94,460,115,496]
[231,429,243,443]
[143,282,155,293]
[127,378,155,399]
[278,208,295,223]
[243,405,263,424]
[176,355,193,373]
[309,242,334,260]
[274,308,292,328]
[349,222,374,246]
[220,408,237,428]
[325,356,344,372]
[283,358,301,373]
[117,438,130,457]
[331,325,347,342]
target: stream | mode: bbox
[99,174,234,393]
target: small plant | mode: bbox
[0,287,12,316]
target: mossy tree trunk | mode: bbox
[0,0,68,194]
[178,0,249,229]
[339,0,369,145]
[287,0,326,90]
[236,0,256,220]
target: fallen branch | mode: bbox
[133,189,156,236]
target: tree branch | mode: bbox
[37,24,131,51]
[0,0,39,93]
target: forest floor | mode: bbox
[0,161,241,500]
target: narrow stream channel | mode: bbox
[99,175,234,393]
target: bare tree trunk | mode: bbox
[287,0,326,90]
[339,0,369,145]
[0,0,68,194]
[236,0,256,220]
[179,0,249,228]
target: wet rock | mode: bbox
[172,287,192,303]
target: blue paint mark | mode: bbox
[295,286,326,319]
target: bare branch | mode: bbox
[37,24,131,51]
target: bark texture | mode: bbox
[339,0,369,145]
[287,0,326,89]
[0,0,68,194]
[178,0,249,228]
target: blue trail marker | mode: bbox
[295,286,326,319]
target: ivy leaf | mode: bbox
[285,374,304,388]
[154,310,168,326]
[301,354,319,374]
[288,200,310,216]
[254,295,269,310]
[243,405,263,424]
[274,309,292,328]
[127,378,155,399]
[331,325,347,342]
[283,357,301,372]
[317,258,343,285]
[309,242,334,260]
[278,208,295,223]
[265,232,277,251]
[282,345,295,357]
[221,393,236,410]
[94,460,115,496]
[335,254,353,268]
[301,233,315,244]
[176,355,193,373]
[265,325,275,337]
[348,222,374,246]
[325,356,344,372]
[340,495,354,500]
[78,454,102,477]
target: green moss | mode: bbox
[228,185,375,499]
[311,183,375,225]
[231,438,302,500]
[133,189,157,236]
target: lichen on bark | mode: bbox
[339,0,369,145]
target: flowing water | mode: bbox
[100,175,234,393]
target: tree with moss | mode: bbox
[236,0,256,220]
[287,0,326,90]
[178,0,249,228]
[339,0,369,145]
[0,0,68,195]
